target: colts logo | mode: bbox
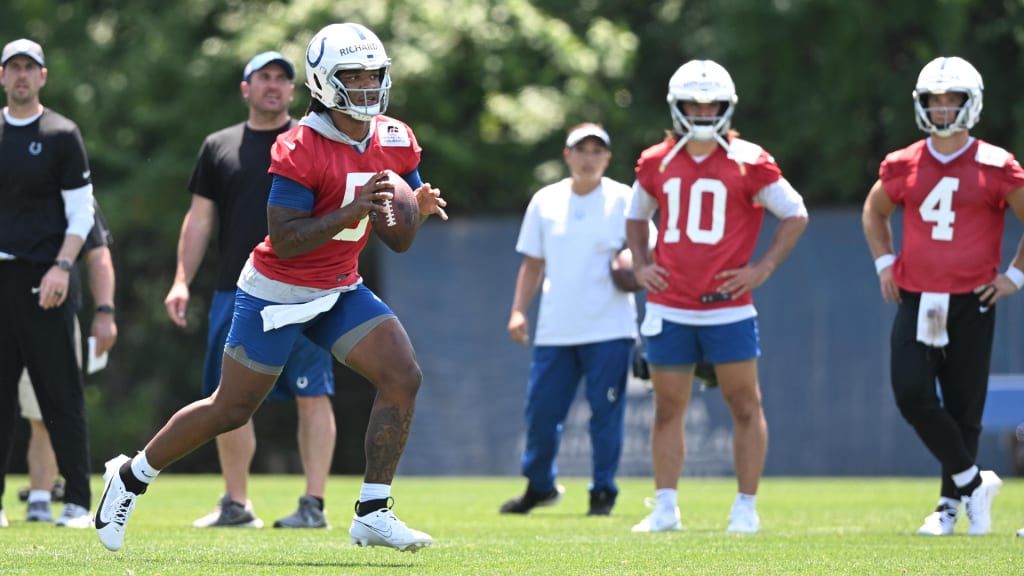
[28,142,42,156]
[306,35,326,68]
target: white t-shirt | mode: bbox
[515,177,638,346]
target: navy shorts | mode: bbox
[645,316,760,366]
[203,289,334,399]
[225,283,393,375]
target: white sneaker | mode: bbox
[94,454,139,551]
[917,502,958,536]
[0,510,8,528]
[55,503,92,528]
[350,504,432,552]
[727,504,760,533]
[964,470,1002,536]
[631,498,682,532]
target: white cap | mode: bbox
[2,38,44,67]
[565,124,611,148]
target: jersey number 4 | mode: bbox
[919,176,957,241]
[662,177,726,245]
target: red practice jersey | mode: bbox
[634,137,782,310]
[253,115,421,288]
[881,139,1024,293]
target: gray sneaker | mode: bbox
[273,495,328,528]
[192,494,264,528]
[26,500,53,523]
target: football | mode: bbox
[371,170,420,253]
[610,248,641,292]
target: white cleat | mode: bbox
[917,502,958,536]
[55,503,92,528]
[964,470,1002,536]
[0,509,8,528]
[94,455,139,551]
[727,504,760,534]
[1017,527,1024,538]
[631,498,682,533]
[350,505,432,552]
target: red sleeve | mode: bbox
[744,148,783,200]
[269,126,321,190]
[996,153,1024,206]
[879,148,913,204]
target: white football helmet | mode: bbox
[667,59,738,143]
[305,23,391,121]
[913,56,983,137]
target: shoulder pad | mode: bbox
[727,138,765,164]
[976,142,1010,168]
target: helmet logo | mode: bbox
[307,35,326,68]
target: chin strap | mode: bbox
[659,130,735,172]
[659,133,690,173]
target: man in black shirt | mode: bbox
[0,38,96,528]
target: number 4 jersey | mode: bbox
[632,136,784,312]
[881,138,1024,294]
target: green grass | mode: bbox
[1,475,1022,575]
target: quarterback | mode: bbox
[626,59,808,534]
[95,23,447,553]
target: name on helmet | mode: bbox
[338,43,381,57]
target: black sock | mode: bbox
[958,473,982,499]
[311,496,325,510]
[118,460,148,495]
[356,498,389,517]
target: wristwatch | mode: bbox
[54,259,72,272]
[96,304,115,315]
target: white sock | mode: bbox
[131,451,160,484]
[734,492,757,509]
[655,488,677,511]
[359,483,391,503]
[951,465,979,489]
[28,490,51,504]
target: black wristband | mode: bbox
[96,304,115,315]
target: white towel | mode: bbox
[916,292,950,347]
[260,292,340,332]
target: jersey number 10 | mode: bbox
[661,177,727,245]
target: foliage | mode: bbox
[3,0,1024,470]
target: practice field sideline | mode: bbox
[1,475,1021,575]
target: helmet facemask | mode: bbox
[669,99,735,143]
[660,60,738,169]
[912,56,983,137]
[324,66,391,121]
[305,23,392,121]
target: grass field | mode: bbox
[1,475,1022,575]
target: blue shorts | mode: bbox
[225,283,393,374]
[646,317,760,366]
[204,289,334,400]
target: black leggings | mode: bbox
[0,260,91,509]
[890,290,994,500]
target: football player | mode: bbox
[96,23,447,553]
[863,56,1024,536]
[626,60,808,534]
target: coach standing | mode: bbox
[0,38,96,529]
